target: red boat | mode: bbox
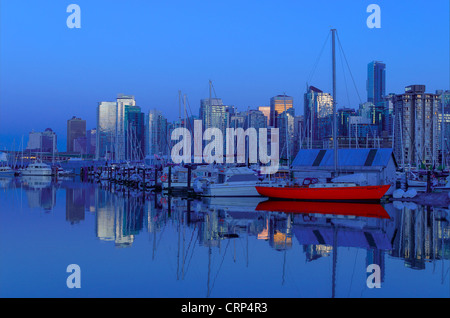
[255,200,390,219]
[255,178,391,202]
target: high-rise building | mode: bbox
[67,116,86,153]
[116,94,136,161]
[293,115,304,156]
[199,98,233,133]
[277,108,295,162]
[73,137,87,154]
[304,86,333,148]
[338,108,357,137]
[230,111,246,129]
[270,95,293,127]
[247,109,268,130]
[393,85,440,166]
[367,61,386,106]
[86,129,96,156]
[96,94,144,161]
[124,104,145,160]
[436,90,450,165]
[383,93,396,136]
[348,116,380,140]
[96,101,117,160]
[26,128,57,153]
[358,102,384,137]
[146,109,169,157]
[258,106,270,126]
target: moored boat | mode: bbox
[195,166,274,197]
[21,162,52,176]
[0,166,15,176]
[255,178,391,202]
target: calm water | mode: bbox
[1,176,449,298]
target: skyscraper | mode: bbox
[116,94,136,161]
[247,109,268,130]
[146,109,169,157]
[304,86,333,148]
[86,129,96,156]
[276,108,295,162]
[393,85,440,166]
[26,128,57,153]
[96,101,117,160]
[337,108,356,137]
[292,115,304,156]
[436,90,450,165]
[124,104,145,160]
[258,106,270,126]
[269,94,293,127]
[367,61,386,106]
[67,116,86,153]
[199,98,233,133]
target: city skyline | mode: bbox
[1,0,449,152]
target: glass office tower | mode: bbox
[269,94,293,127]
[96,101,117,160]
[367,61,386,106]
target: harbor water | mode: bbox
[1,176,450,298]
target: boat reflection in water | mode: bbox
[256,200,393,298]
[255,200,390,219]
[3,177,450,298]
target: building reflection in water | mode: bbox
[21,176,55,211]
[13,177,450,295]
[95,188,144,247]
[66,187,85,224]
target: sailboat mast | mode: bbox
[178,90,182,127]
[284,93,290,167]
[442,97,445,168]
[332,29,338,173]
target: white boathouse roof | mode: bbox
[291,148,397,169]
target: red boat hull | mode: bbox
[255,184,391,201]
[255,200,390,219]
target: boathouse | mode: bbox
[291,148,398,188]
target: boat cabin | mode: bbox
[291,148,398,189]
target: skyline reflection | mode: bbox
[1,177,450,298]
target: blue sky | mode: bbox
[0,0,449,151]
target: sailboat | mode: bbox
[255,29,391,202]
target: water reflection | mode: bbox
[22,176,55,211]
[3,176,450,297]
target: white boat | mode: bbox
[407,179,427,187]
[406,170,427,187]
[194,166,273,197]
[0,166,15,176]
[21,162,52,176]
[55,166,74,176]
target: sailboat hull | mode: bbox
[255,184,391,201]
